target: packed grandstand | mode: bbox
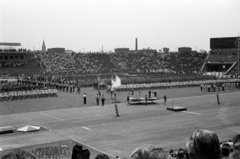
[0,37,240,159]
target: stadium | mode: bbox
[0,34,240,159]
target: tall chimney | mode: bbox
[135,38,138,51]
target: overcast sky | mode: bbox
[0,0,240,52]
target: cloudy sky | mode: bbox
[0,0,239,52]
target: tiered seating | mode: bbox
[75,53,118,74]
[31,146,71,159]
[111,52,206,74]
[207,50,238,63]
[111,52,168,73]
[1,135,237,159]
[208,54,237,62]
[37,52,76,75]
[163,52,206,74]
[36,51,206,75]
[0,53,44,76]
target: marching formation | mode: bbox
[0,89,58,101]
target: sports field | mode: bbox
[0,87,240,158]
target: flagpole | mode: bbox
[238,32,239,77]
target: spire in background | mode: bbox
[42,40,46,52]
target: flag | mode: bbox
[97,75,101,82]
[111,75,121,89]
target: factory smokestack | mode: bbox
[135,38,138,51]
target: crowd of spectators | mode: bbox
[111,51,206,74]
[1,130,240,159]
[37,52,76,75]
[31,146,71,159]
[207,51,238,63]
[0,61,26,67]
[207,54,237,63]
[35,51,206,75]
[36,52,119,75]
[2,50,239,77]
[0,53,44,75]
[210,50,238,56]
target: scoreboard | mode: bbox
[210,37,238,49]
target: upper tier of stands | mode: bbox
[111,51,206,74]
[0,53,44,76]
[206,50,239,63]
[35,51,206,75]
[0,51,207,76]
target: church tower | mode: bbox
[42,40,46,52]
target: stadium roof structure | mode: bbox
[0,43,21,46]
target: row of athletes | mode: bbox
[0,83,43,93]
[21,79,82,94]
[0,89,58,101]
[200,82,240,92]
[117,79,240,91]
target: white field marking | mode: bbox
[182,111,201,115]
[0,105,112,121]
[82,126,91,130]
[71,138,116,159]
[0,112,114,128]
[39,112,63,121]
[0,105,100,117]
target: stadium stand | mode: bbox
[31,146,71,159]
[202,50,239,76]
[0,52,44,76]
[1,130,239,159]
[34,51,206,75]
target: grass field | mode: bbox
[0,86,240,158]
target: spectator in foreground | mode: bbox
[95,153,110,159]
[72,144,83,159]
[232,151,240,159]
[186,129,221,159]
[148,147,168,159]
[221,143,231,159]
[130,145,152,159]
[72,144,90,159]
[130,145,168,159]
[233,134,240,151]
[232,134,240,159]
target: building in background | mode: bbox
[178,47,192,52]
[115,48,130,53]
[48,48,65,53]
[163,47,169,53]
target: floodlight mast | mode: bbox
[238,33,239,77]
